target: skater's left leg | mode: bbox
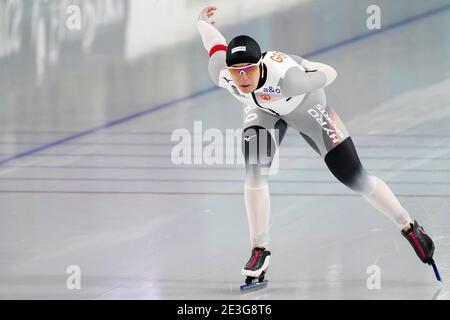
[283,102,412,229]
[324,136,438,277]
[284,102,437,275]
[323,136,412,229]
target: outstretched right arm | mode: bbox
[197,6,227,86]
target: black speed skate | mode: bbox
[240,247,271,292]
[401,220,441,282]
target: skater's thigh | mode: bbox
[283,103,350,157]
[285,103,375,192]
[242,105,288,167]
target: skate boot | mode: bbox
[401,220,441,281]
[240,247,270,292]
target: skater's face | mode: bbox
[227,62,261,94]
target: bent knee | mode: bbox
[324,137,375,194]
[245,164,269,189]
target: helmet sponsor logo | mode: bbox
[231,46,246,54]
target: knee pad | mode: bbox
[324,137,374,193]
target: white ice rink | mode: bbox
[0,0,449,299]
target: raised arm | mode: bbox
[197,6,227,86]
[280,54,337,96]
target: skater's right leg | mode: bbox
[242,139,273,276]
[244,163,270,249]
[241,107,287,250]
[241,105,287,277]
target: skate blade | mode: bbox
[430,260,442,282]
[240,280,268,292]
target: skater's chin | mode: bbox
[238,84,255,93]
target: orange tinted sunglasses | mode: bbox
[227,60,261,77]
